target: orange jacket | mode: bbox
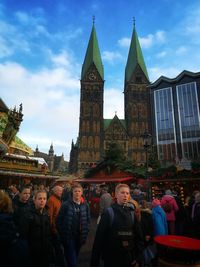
[47,194,62,234]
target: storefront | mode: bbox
[151,177,200,202]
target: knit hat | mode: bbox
[152,198,161,208]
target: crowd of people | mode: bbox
[0,183,90,267]
[0,182,199,267]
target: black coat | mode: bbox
[0,212,29,267]
[21,206,54,267]
[174,195,186,221]
[90,203,144,267]
[13,197,31,236]
[192,202,200,239]
[140,209,154,246]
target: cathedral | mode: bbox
[69,23,151,173]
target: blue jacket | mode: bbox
[56,200,90,245]
[152,206,168,236]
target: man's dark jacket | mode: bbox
[56,199,90,246]
[90,202,144,267]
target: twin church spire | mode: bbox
[81,20,149,82]
[71,19,150,171]
[81,24,104,80]
[125,25,149,82]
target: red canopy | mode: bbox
[74,176,134,184]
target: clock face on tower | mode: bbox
[88,72,97,80]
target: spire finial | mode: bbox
[115,111,117,115]
[133,17,136,28]
[92,15,95,25]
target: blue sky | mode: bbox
[1,0,200,160]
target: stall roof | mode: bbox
[0,169,59,179]
[75,176,134,184]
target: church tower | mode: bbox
[78,22,104,170]
[124,23,151,164]
[48,143,54,172]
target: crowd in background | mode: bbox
[0,181,200,267]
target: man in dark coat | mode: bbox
[21,189,54,267]
[173,191,186,235]
[191,192,200,239]
[57,183,90,267]
[13,185,31,235]
[90,184,144,267]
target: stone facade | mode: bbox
[69,24,151,173]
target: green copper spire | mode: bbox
[125,25,149,82]
[81,24,104,80]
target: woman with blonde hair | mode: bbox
[0,189,13,212]
[0,190,28,267]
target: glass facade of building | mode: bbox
[154,81,200,161]
[154,87,177,160]
[176,82,200,159]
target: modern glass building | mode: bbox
[149,71,200,163]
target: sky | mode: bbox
[1,0,200,160]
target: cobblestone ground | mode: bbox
[78,216,98,267]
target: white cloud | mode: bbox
[0,36,13,57]
[156,51,167,58]
[0,9,82,62]
[176,46,187,54]
[15,12,29,24]
[0,59,80,160]
[15,9,46,26]
[0,20,16,35]
[118,30,166,49]
[185,7,200,34]
[155,31,166,43]
[102,51,122,63]
[118,37,130,47]
[49,50,75,68]
[139,34,153,49]
[149,66,181,82]
[140,31,166,49]
[0,6,85,160]
[104,88,124,119]
[0,20,31,56]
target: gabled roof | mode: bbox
[125,26,149,82]
[104,116,126,131]
[149,70,200,88]
[104,119,112,130]
[81,24,104,80]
